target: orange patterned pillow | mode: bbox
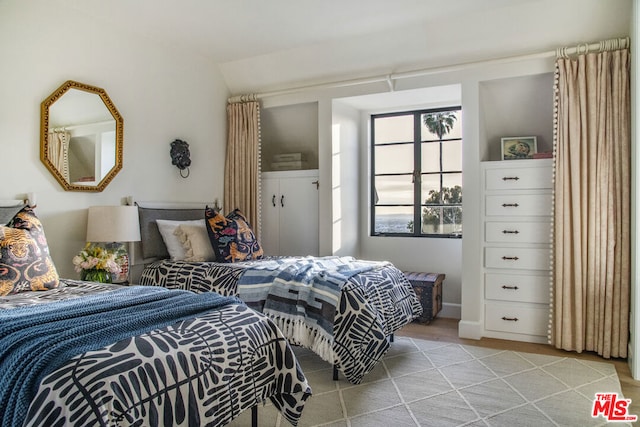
[0,206,60,296]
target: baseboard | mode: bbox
[458,320,483,340]
[440,302,461,320]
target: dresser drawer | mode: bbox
[485,273,550,303]
[485,221,551,244]
[485,247,551,270]
[485,194,552,217]
[485,301,549,336]
[485,164,553,190]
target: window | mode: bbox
[370,106,462,237]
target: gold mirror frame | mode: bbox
[40,80,123,192]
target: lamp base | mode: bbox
[112,252,130,285]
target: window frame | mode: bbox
[370,105,462,238]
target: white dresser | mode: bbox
[481,159,553,343]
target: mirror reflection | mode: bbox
[40,81,123,192]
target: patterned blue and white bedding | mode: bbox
[0,280,311,427]
[140,256,422,384]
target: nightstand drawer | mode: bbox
[485,273,550,303]
[485,221,551,243]
[485,247,551,270]
[485,301,549,336]
[485,194,552,216]
[485,164,553,190]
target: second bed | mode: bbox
[135,204,423,384]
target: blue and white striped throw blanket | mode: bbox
[0,286,241,427]
[237,256,385,362]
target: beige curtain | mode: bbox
[224,95,261,236]
[47,131,70,182]
[551,45,631,358]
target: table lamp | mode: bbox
[86,205,141,284]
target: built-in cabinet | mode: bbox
[260,102,319,172]
[481,159,553,343]
[260,170,319,256]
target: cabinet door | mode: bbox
[260,177,281,256]
[279,176,319,256]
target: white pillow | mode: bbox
[156,219,205,261]
[174,223,215,262]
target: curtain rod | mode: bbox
[51,119,115,133]
[556,37,630,58]
[227,94,259,104]
[234,37,629,100]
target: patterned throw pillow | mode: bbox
[0,206,60,296]
[205,207,263,263]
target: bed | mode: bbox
[134,203,423,385]
[0,202,311,427]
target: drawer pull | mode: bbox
[501,285,519,290]
[502,229,519,234]
[501,203,520,208]
[501,316,519,322]
[501,256,519,261]
[502,176,520,181]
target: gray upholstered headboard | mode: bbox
[0,196,34,225]
[0,204,26,225]
[132,201,216,265]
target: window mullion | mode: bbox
[370,117,376,236]
[413,113,421,236]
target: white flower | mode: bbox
[72,243,122,274]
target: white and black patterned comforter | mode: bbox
[0,280,311,427]
[140,256,422,384]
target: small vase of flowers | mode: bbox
[73,243,122,283]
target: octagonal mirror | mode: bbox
[40,80,123,192]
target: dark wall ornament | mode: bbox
[170,139,191,178]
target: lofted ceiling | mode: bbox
[56,0,528,63]
[41,0,632,93]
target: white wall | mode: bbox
[0,1,229,279]
[330,102,360,256]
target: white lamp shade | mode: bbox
[86,205,141,242]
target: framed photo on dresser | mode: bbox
[501,136,537,160]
